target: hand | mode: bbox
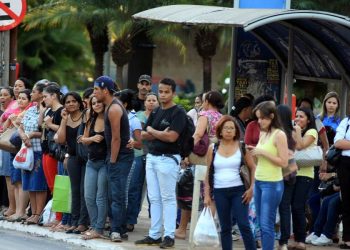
[242,187,253,204]
[61,108,68,120]
[76,135,83,143]
[319,172,333,181]
[146,126,153,133]
[181,157,190,168]
[8,114,17,122]
[24,139,32,148]
[126,139,134,149]
[44,116,53,127]
[204,195,212,207]
[91,134,104,143]
[294,124,302,132]
[250,147,265,157]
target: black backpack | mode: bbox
[173,106,195,158]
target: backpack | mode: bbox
[174,106,195,158]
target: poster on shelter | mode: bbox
[235,29,281,102]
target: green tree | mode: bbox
[292,0,350,15]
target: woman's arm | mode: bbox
[204,144,214,206]
[193,115,208,145]
[295,127,317,150]
[55,110,68,144]
[242,149,255,204]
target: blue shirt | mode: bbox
[318,114,341,132]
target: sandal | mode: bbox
[73,225,88,234]
[82,230,104,240]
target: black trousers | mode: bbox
[67,156,89,227]
[0,176,8,207]
[337,156,350,242]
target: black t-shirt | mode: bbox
[133,96,145,112]
[44,107,64,136]
[145,105,186,155]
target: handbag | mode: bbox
[0,127,18,153]
[54,145,67,162]
[13,144,34,171]
[326,119,350,166]
[239,142,251,189]
[76,122,88,161]
[9,130,22,150]
[52,175,72,213]
[193,131,209,156]
[295,146,323,168]
[47,130,58,156]
[176,167,194,210]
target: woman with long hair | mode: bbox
[56,91,89,234]
[40,84,64,227]
[249,101,289,250]
[18,83,48,225]
[276,105,297,250]
[290,107,318,250]
[81,96,107,240]
[204,115,256,250]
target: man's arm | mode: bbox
[141,130,155,141]
[146,126,179,143]
[109,104,122,163]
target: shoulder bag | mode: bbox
[295,145,323,168]
[0,127,18,153]
[238,141,251,189]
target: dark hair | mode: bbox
[159,78,176,92]
[277,105,296,150]
[83,87,94,99]
[215,115,240,141]
[196,93,203,101]
[204,90,224,109]
[33,82,46,93]
[253,95,275,108]
[62,91,84,111]
[18,89,31,101]
[243,93,255,102]
[254,101,281,132]
[1,87,15,98]
[146,92,158,101]
[117,89,136,111]
[320,92,340,121]
[296,107,317,135]
[88,96,105,126]
[298,97,314,110]
[43,84,61,100]
[230,96,253,117]
[17,77,32,89]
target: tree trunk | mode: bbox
[116,65,124,90]
[203,57,212,92]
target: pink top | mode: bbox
[0,100,35,130]
[199,109,222,137]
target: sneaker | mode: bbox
[306,232,318,244]
[159,236,174,249]
[135,236,162,246]
[232,230,240,241]
[110,232,122,242]
[311,234,332,246]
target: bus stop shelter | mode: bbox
[133,5,350,116]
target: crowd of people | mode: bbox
[0,75,349,250]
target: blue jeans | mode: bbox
[254,180,284,250]
[126,155,145,225]
[146,153,180,239]
[291,176,313,243]
[279,180,295,245]
[84,159,108,234]
[214,186,256,250]
[314,192,341,239]
[108,153,134,234]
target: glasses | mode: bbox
[223,126,235,131]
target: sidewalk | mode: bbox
[0,202,342,250]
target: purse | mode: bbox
[193,131,209,156]
[0,127,18,153]
[239,142,251,189]
[295,146,323,168]
[76,122,88,162]
[326,119,350,166]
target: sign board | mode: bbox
[0,0,26,31]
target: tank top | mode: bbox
[66,126,79,156]
[88,117,107,161]
[255,129,283,182]
[104,98,133,159]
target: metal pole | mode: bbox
[286,29,294,107]
[341,77,348,117]
[0,31,10,87]
[286,0,291,9]
[9,27,18,86]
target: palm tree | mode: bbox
[23,0,119,78]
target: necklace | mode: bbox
[70,112,82,122]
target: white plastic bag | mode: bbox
[39,199,56,225]
[193,207,220,247]
[13,144,34,171]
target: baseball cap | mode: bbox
[138,74,152,84]
[94,76,117,93]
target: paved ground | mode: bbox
[0,201,343,249]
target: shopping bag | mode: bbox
[38,199,56,226]
[52,175,71,213]
[13,144,34,171]
[193,207,220,247]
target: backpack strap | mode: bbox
[239,140,246,166]
[208,142,219,192]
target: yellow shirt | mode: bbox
[255,129,283,182]
[297,129,318,179]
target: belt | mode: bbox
[150,153,180,165]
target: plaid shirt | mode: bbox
[22,106,41,152]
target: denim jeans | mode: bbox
[214,186,256,250]
[254,180,284,250]
[279,179,295,245]
[67,155,89,227]
[308,192,321,232]
[84,159,108,234]
[126,155,145,225]
[291,176,313,243]
[314,192,341,239]
[146,153,180,239]
[108,153,134,234]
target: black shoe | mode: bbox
[340,243,350,249]
[121,233,128,240]
[135,236,162,246]
[127,224,134,232]
[160,236,174,249]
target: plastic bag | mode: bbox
[38,199,56,226]
[13,144,34,171]
[193,207,220,247]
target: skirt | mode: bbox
[22,151,48,191]
[0,150,12,176]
